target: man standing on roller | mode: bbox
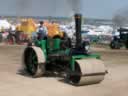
[37,21,48,40]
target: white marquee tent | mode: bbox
[0,19,11,30]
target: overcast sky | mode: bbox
[0,0,128,19]
[81,0,128,19]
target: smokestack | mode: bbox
[75,13,82,48]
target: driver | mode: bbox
[37,21,48,40]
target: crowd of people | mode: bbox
[0,18,64,45]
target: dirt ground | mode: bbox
[0,45,128,96]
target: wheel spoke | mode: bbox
[30,49,37,74]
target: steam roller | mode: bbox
[22,14,107,86]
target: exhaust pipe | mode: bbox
[74,14,82,48]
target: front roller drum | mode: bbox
[22,46,46,77]
[66,58,106,86]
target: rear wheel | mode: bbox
[24,48,37,75]
[0,33,3,43]
[110,40,121,49]
[125,41,128,49]
[23,46,46,77]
